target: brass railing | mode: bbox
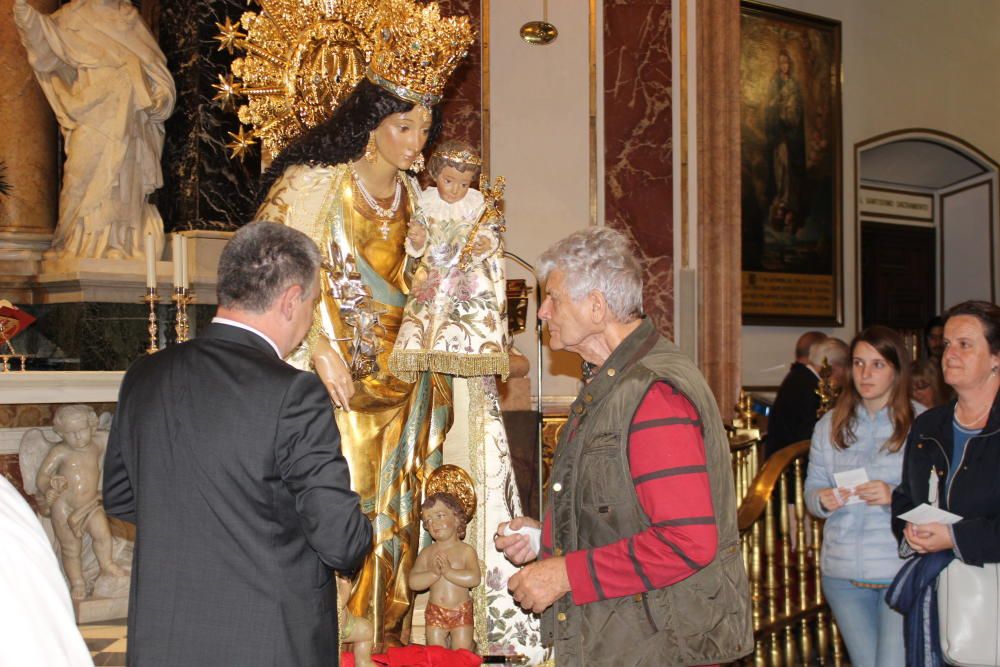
[732,440,844,667]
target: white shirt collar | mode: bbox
[211,317,281,358]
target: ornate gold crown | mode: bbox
[424,464,477,521]
[432,147,482,167]
[366,0,476,107]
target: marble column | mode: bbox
[696,0,741,411]
[604,0,674,339]
[433,0,483,161]
[157,0,260,233]
[0,0,59,298]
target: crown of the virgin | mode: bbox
[366,0,476,107]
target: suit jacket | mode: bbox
[104,323,372,667]
[765,362,821,458]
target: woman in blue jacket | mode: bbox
[805,325,921,667]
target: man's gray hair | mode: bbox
[217,221,322,313]
[537,227,643,322]
[809,337,849,369]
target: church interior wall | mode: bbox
[490,1,596,403]
[741,0,1000,388]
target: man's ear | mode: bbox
[589,290,607,323]
[278,283,304,321]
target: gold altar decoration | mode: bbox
[217,0,379,157]
[815,358,839,418]
[424,464,476,521]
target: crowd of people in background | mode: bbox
[767,303,1000,667]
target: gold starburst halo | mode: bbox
[424,464,477,522]
[212,73,242,112]
[366,0,476,107]
[226,125,258,161]
[221,0,379,156]
[214,16,245,54]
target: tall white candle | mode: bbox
[172,235,182,288]
[145,233,156,289]
[180,235,189,288]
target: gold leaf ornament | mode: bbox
[424,464,477,521]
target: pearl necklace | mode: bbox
[955,402,992,429]
[350,164,401,239]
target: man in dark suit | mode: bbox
[103,221,372,666]
[765,330,826,459]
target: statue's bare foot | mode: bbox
[70,581,87,600]
[103,562,128,577]
[104,248,125,260]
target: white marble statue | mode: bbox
[13,0,175,260]
[20,405,131,602]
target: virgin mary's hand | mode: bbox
[313,337,355,410]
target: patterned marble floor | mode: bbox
[80,620,127,666]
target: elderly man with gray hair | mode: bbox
[104,221,372,666]
[494,227,752,666]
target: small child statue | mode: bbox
[34,405,127,599]
[389,139,508,381]
[409,491,481,651]
[337,574,374,667]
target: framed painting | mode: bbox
[740,2,843,325]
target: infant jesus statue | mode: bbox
[409,490,482,651]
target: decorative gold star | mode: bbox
[226,126,257,161]
[214,17,245,54]
[212,73,242,111]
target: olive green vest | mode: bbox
[543,319,753,666]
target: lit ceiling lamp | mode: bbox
[520,0,557,45]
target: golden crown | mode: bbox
[366,0,476,107]
[432,147,482,167]
[424,464,477,521]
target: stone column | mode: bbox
[696,0,741,411]
[0,0,59,300]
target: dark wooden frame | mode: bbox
[739,2,843,326]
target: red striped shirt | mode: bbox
[544,381,718,605]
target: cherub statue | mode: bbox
[337,574,374,667]
[409,491,481,651]
[20,404,128,600]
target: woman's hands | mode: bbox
[312,336,354,410]
[817,487,847,512]
[854,480,892,506]
[905,522,955,554]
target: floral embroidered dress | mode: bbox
[390,186,508,380]
[390,187,543,661]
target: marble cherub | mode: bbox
[20,404,127,600]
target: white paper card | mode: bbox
[898,503,963,525]
[833,467,870,505]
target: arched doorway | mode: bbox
[855,129,998,334]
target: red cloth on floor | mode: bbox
[343,644,483,667]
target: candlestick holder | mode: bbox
[142,288,161,354]
[172,287,196,343]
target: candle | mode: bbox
[172,235,182,288]
[145,233,156,289]
[180,235,189,288]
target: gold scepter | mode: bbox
[457,174,506,271]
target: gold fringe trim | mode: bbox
[389,350,510,382]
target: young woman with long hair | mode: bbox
[805,325,922,667]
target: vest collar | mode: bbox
[568,317,657,418]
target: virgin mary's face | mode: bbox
[372,107,433,171]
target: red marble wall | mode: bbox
[604,1,674,337]
[436,0,483,157]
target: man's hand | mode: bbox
[494,516,541,565]
[508,556,571,614]
[905,522,955,554]
[312,337,354,410]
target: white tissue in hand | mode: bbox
[501,524,542,555]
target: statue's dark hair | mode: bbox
[256,79,444,206]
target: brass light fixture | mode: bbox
[519,0,557,45]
